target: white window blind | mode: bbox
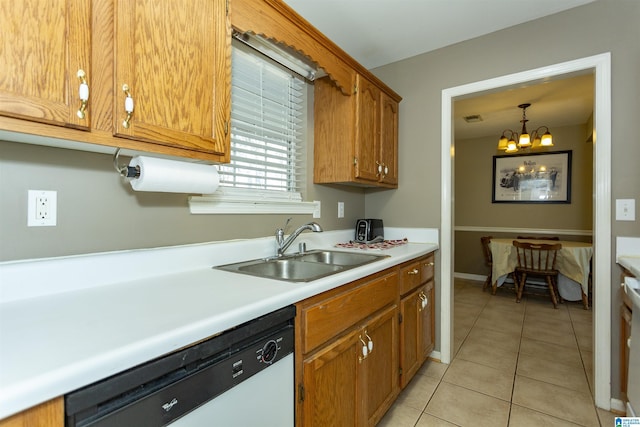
[218,44,306,198]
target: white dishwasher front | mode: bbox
[171,353,293,426]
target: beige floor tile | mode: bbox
[474,311,524,336]
[517,353,590,393]
[418,359,448,380]
[415,413,459,426]
[466,325,521,353]
[521,322,579,349]
[509,404,584,426]
[512,375,599,426]
[456,337,518,372]
[525,301,571,320]
[443,358,514,401]
[568,306,593,325]
[596,408,620,426]
[575,331,593,352]
[425,382,510,427]
[376,402,422,427]
[519,337,582,365]
[455,301,486,318]
[523,315,575,334]
[582,349,594,391]
[395,373,440,411]
[571,320,593,338]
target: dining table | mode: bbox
[490,238,593,308]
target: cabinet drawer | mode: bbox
[421,253,435,284]
[399,253,435,295]
[399,261,422,295]
[300,271,398,354]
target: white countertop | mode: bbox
[617,236,640,277]
[0,228,438,419]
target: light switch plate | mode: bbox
[616,199,635,221]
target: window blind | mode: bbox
[219,45,306,197]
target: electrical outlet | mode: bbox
[337,202,344,218]
[28,190,57,226]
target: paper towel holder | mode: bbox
[113,148,140,179]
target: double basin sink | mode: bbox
[215,250,388,282]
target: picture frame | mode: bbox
[492,150,572,203]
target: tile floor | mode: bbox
[378,278,620,427]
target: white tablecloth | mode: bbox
[491,238,593,301]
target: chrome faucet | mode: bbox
[275,218,323,256]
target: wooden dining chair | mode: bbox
[480,236,493,292]
[513,240,562,308]
[516,236,560,241]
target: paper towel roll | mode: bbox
[128,156,219,194]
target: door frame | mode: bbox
[440,53,612,409]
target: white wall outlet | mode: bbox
[28,190,57,226]
[616,198,635,221]
[313,200,321,219]
[337,202,344,218]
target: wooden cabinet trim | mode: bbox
[299,270,398,354]
[0,397,63,427]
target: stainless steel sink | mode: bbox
[214,250,388,282]
[297,250,383,266]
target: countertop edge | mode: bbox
[0,231,438,420]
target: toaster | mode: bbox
[355,219,384,243]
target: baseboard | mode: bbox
[610,398,627,414]
[428,350,442,362]
[454,272,485,282]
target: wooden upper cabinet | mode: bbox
[314,73,400,189]
[0,0,91,129]
[379,92,399,186]
[354,76,380,182]
[114,0,230,159]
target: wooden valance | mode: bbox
[230,0,357,96]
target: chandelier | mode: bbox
[497,103,553,153]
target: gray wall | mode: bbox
[0,86,368,261]
[455,124,594,276]
[368,0,640,401]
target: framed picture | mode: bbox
[492,150,572,203]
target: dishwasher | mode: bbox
[65,305,295,427]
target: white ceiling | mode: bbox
[282,0,596,69]
[282,0,596,139]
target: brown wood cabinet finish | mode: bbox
[399,254,436,388]
[0,0,91,130]
[296,252,436,426]
[113,0,229,158]
[0,0,230,162]
[0,398,63,427]
[314,74,401,188]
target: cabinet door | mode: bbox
[0,0,91,129]
[363,305,399,427]
[400,286,422,388]
[114,0,229,157]
[354,75,380,182]
[301,329,361,427]
[421,281,435,359]
[379,92,398,186]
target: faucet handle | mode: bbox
[283,217,293,233]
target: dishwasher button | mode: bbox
[232,360,243,378]
[260,340,279,364]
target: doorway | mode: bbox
[440,53,612,409]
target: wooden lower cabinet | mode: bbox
[296,252,436,426]
[0,397,63,427]
[398,254,435,389]
[300,305,398,427]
